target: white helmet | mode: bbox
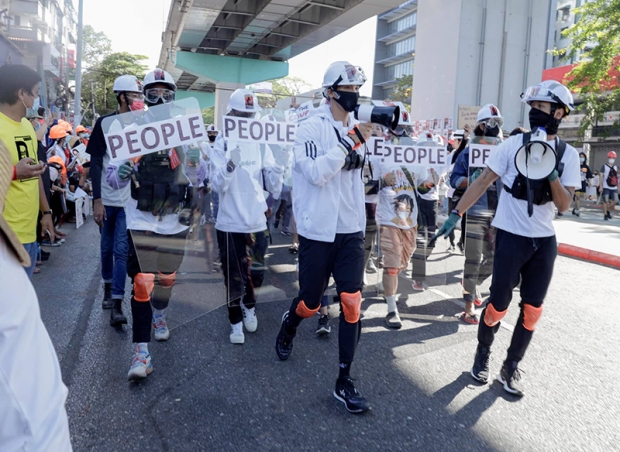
[113,75,142,93]
[142,68,176,92]
[521,80,575,114]
[477,104,504,127]
[322,61,366,90]
[206,124,218,133]
[227,89,261,114]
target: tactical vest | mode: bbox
[131,149,191,217]
[504,133,566,208]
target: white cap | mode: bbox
[113,75,142,93]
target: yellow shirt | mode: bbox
[0,112,39,243]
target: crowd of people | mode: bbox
[1,56,618,449]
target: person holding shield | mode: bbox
[274,61,372,414]
[435,80,581,396]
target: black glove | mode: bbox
[343,150,363,171]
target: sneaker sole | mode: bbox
[230,336,245,344]
[497,374,524,397]
[128,364,153,381]
[332,391,369,414]
[154,332,170,341]
[470,368,489,384]
[316,327,331,335]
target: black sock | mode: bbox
[339,362,351,379]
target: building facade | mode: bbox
[372,0,417,101]
[0,0,77,118]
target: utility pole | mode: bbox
[91,79,96,120]
[73,0,84,127]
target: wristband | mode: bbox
[451,208,463,217]
[12,165,17,181]
[42,210,52,215]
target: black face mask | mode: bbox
[485,125,500,137]
[208,135,216,142]
[529,107,561,135]
[333,90,359,112]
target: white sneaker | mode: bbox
[363,272,369,285]
[241,303,258,333]
[366,259,378,274]
[153,313,170,341]
[127,352,153,381]
[230,321,245,344]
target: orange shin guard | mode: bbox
[483,303,507,327]
[340,291,362,324]
[386,267,399,276]
[295,299,320,318]
[523,304,543,331]
[158,271,177,289]
[134,273,155,302]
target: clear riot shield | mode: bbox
[462,135,503,306]
[371,136,449,324]
[100,97,281,332]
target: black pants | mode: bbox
[478,229,557,363]
[216,230,256,325]
[127,229,187,343]
[364,203,377,266]
[286,232,364,364]
[411,198,438,283]
[463,214,496,300]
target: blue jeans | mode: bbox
[23,241,38,278]
[100,206,128,299]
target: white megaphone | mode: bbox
[514,127,557,180]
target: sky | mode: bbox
[82,0,377,97]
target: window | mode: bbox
[388,12,417,34]
[387,60,414,80]
[387,35,415,57]
[558,6,570,22]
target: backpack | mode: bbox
[606,165,618,187]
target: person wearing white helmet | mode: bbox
[104,68,198,381]
[436,80,581,397]
[447,104,504,324]
[211,88,285,345]
[87,74,144,326]
[274,61,373,414]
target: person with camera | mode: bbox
[105,69,197,380]
[274,61,372,414]
[435,81,581,396]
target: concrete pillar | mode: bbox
[214,81,244,130]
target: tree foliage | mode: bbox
[80,52,148,124]
[202,107,215,126]
[256,76,312,109]
[82,25,112,68]
[558,0,620,135]
[387,75,412,109]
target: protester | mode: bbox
[572,151,592,216]
[449,128,469,253]
[600,151,618,220]
[211,89,285,344]
[0,139,72,451]
[87,75,143,319]
[435,80,581,396]
[0,64,54,278]
[275,61,372,414]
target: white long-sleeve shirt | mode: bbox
[291,104,366,242]
[211,140,283,233]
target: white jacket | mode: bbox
[211,140,283,233]
[292,104,366,242]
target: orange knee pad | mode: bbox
[340,291,362,324]
[484,303,507,327]
[158,271,177,289]
[134,273,155,302]
[523,304,543,331]
[386,267,399,276]
[295,299,320,318]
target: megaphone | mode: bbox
[514,128,557,180]
[355,104,400,130]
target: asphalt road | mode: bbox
[33,219,620,452]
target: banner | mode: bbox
[457,105,481,132]
[285,101,314,123]
[366,138,449,167]
[223,116,296,145]
[468,144,498,168]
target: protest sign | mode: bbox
[366,138,448,167]
[223,116,296,145]
[457,105,481,132]
[285,101,314,123]
[468,143,498,168]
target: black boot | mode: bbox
[102,283,113,309]
[110,299,127,326]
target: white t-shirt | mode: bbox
[487,134,581,238]
[601,164,618,191]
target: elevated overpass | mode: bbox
[157,0,404,121]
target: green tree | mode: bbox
[202,107,215,125]
[387,75,412,108]
[80,52,148,124]
[558,0,620,135]
[256,76,312,109]
[82,25,112,68]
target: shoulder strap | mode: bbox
[555,138,567,176]
[522,132,531,145]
